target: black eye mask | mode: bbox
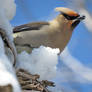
[61,13,80,20]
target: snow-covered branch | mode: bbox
[0,0,21,92]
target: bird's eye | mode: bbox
[61,13,79,20]
[62,13,71,20]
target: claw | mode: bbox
[0,28,17,66]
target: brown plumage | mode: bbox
[13,7,85,53]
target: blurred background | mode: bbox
[11,0,92,92]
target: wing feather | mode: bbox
[13,22,49,33]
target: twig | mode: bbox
[16,69,55,92]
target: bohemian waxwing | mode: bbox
[13,7,85,53]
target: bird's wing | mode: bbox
[13,22,49,33]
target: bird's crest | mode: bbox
[55,7,79,17]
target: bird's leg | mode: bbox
[0,28,17,66]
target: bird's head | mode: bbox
[55,7,85,30]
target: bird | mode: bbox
[13,7,85,53]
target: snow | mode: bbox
[0,0,16,21]
[16,46,60,80]
[0,0,16,42]
[0,37,21,92]
[0,0,21,92]
[0,0,17,65]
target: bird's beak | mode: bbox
[72,15,85,29]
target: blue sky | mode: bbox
[11,0,66,25]
[11,0,92,92]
